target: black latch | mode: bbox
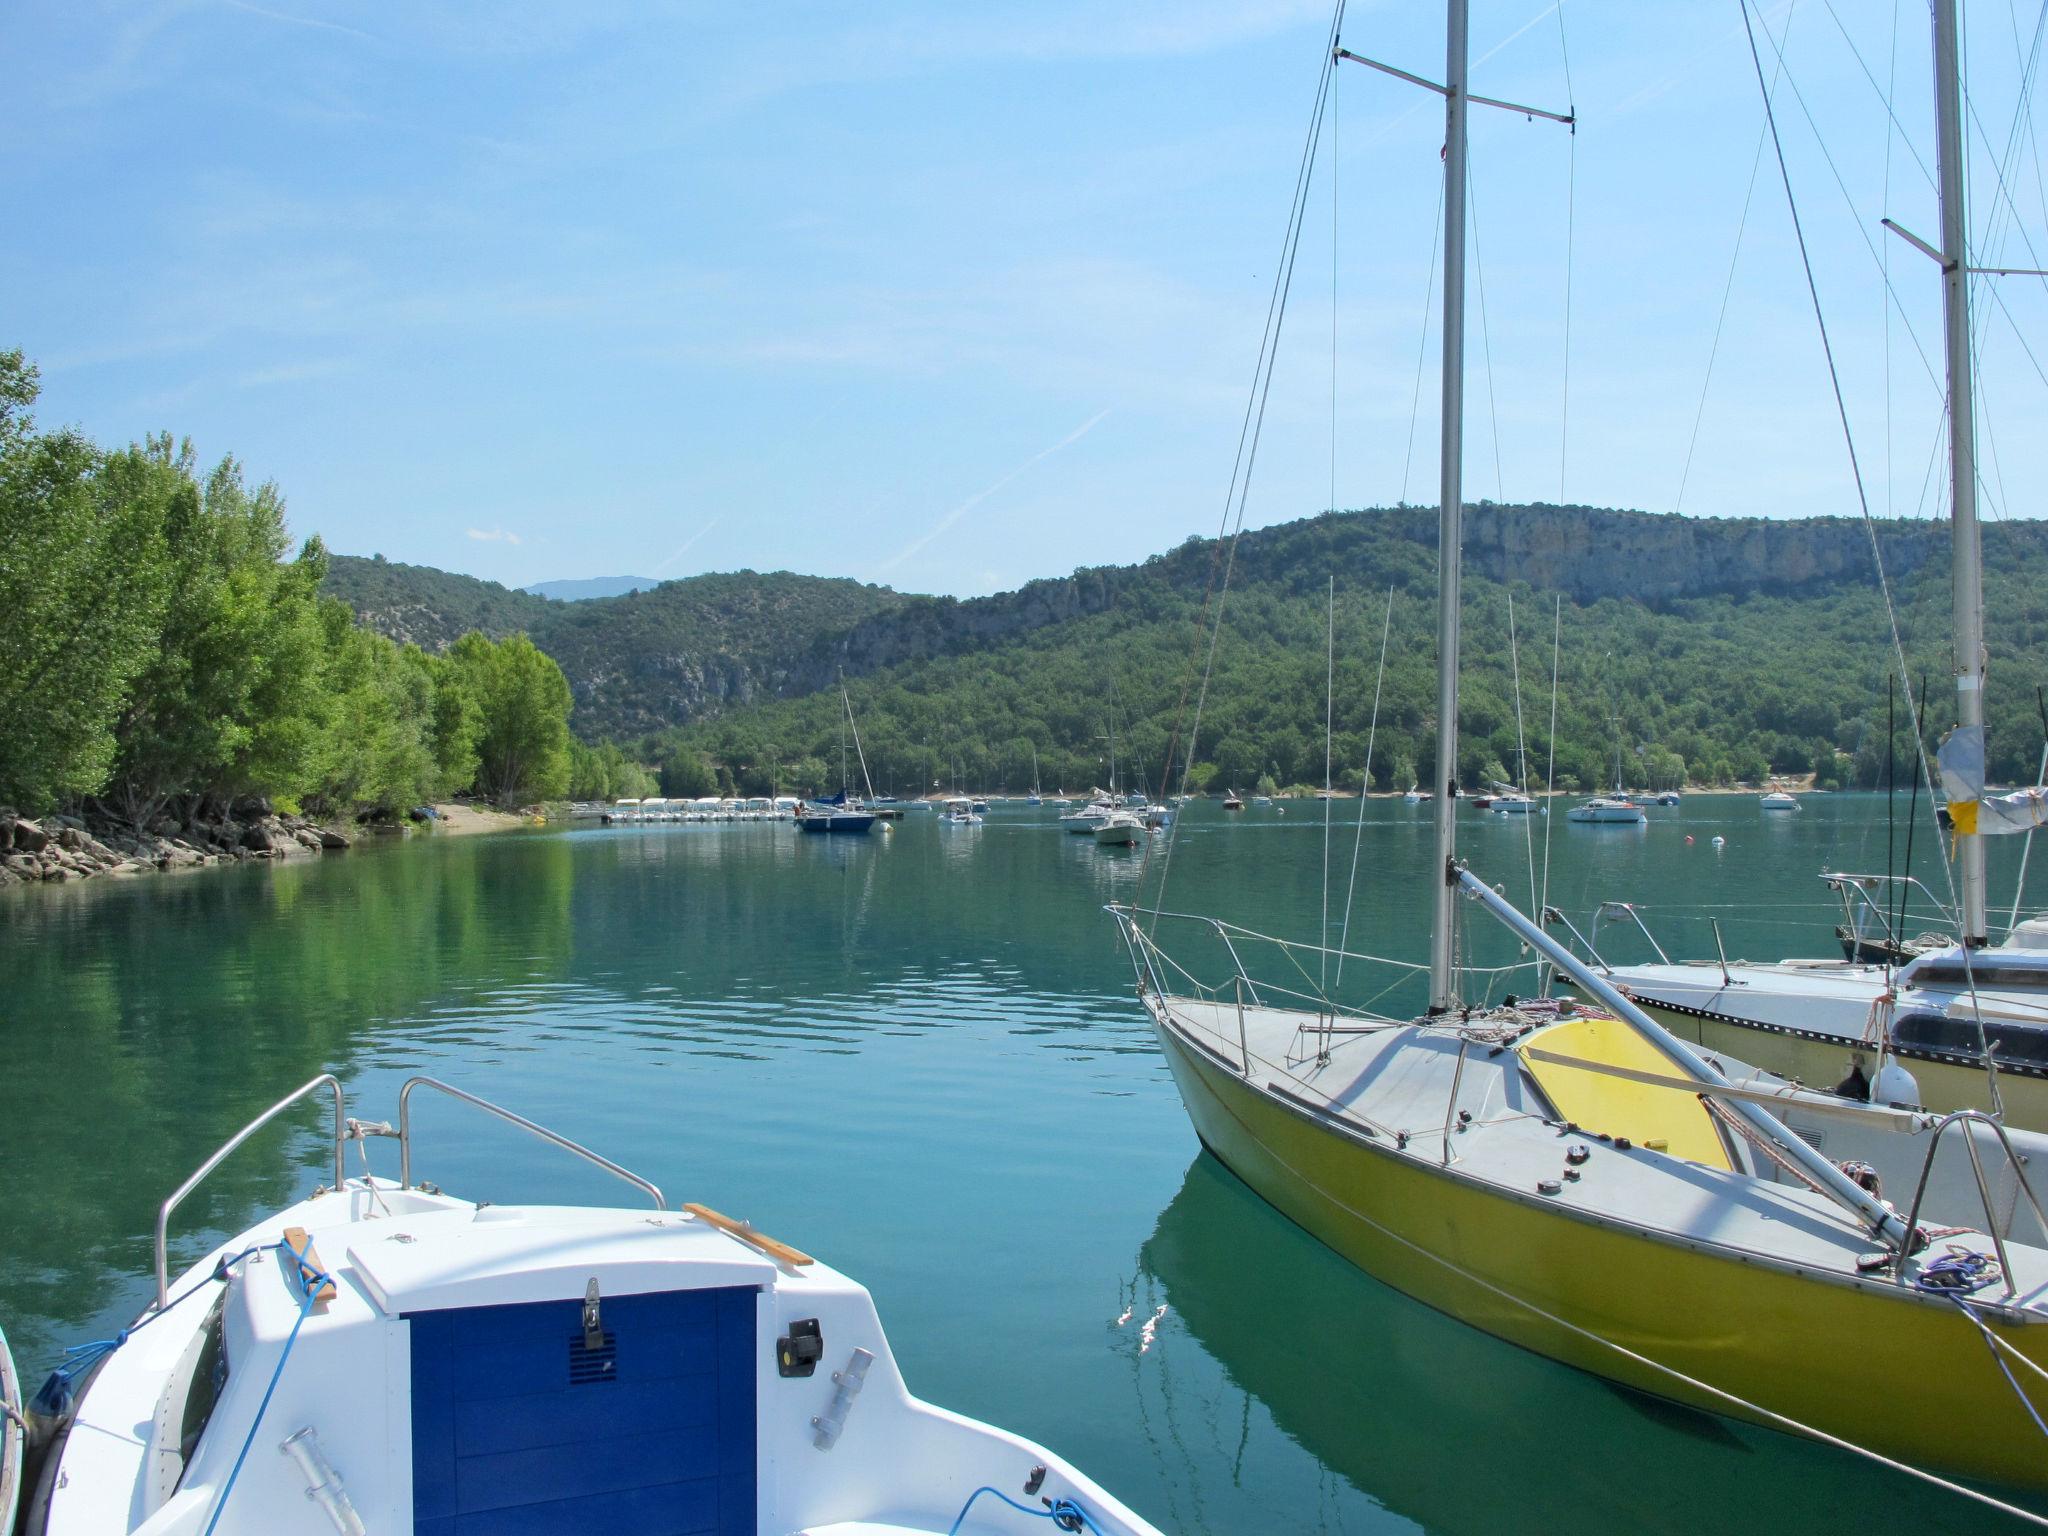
[582,1279,603,1350]
[777,1317,824,1378]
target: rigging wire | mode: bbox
[1883,0,1901,523]
[1538,595,1562,992]
[1555,0,1577,505]
[1323,574,1335,992]
[1336,586,1395,989]
[1746,4,1946,398]
[1400,177,1448,505]
[1468,159,1509,502]
[1736,0,1967,972]
[1507,592,1539,919]
[1676,15,1791,514]
[1144,0,1346,917]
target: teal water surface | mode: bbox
[2,796,2041,1534]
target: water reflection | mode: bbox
[1133,1153,2041,1533]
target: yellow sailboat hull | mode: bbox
[1155,1013,2048,1493]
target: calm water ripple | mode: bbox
[2,797,2043,1533]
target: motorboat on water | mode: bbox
[1061,795,1117,834]
[1093,811,1145,847]
[1401,786,1427,805]
[1761,789,1801,811]
[1490,792,1536,814]
[1566,796,1645,825]
[13,1077,1159,1536]
[1222,792,1245,812]
[1654,791,1682,807]
[941,797,982,825]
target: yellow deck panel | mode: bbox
[1519,1015,1734,1170]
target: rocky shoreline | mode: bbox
[0,805,351,888]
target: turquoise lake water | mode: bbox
[3,794,2043,1534]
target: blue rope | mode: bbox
[32,1246,263,1419]
[1912,1245,2004,1296]
[946,1483,1105,1536]
[200,1244,330,1536]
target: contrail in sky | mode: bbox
[877,408,1112,575]
[652,516,724,576]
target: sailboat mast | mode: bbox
[1932,0,1987,945]
[1429,0,1470,1009]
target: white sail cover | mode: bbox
[1937,724,2048,835]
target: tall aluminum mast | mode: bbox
[1931,0,1988,945]
[1428,0,1470,1008]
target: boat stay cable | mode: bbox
[1674,35,1784,515]
[1335,585,1395,990]
[1537,595,1560,992]
[1143,0,1345,920]
[1737,0,1962,934]
[1554,0,1576,506]
[1744,0,1998,1114]
[1507,592,1539,919]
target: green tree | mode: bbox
[660,747,716,799]
[450,632,573,804]
[310,600,440,816]
[0,356,173,811]
[108,444,329,825]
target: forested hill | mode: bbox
[323,558,909,737]
[645,505,2048,800]
[325,506,2048,796]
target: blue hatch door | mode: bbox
[408,1285,757,1536]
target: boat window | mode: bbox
[1892,1012,2048,1069]
[176,1295,231,1472]
[1910,962,2048,990]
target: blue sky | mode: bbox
[4,2,2043,597]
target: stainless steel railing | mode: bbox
[397,1076,666,1211]
[156,1074,346,1307]
[1893,1109,2048,1297]
[152,1073,668,1306]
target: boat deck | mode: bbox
[1156,994,2048,1302]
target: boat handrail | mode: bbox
[397,1076,666,1211]
[1822,871,1956,945]
[1109,904,1530,1048]
[1108,903,1540,981]
[1538,906,1611,972]
[1892,1109,2048,1296]
[155,1073,347,1308]
[1590,901,1670,966]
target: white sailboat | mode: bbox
[1111,2,2048,1503]
[1593,0,2048,1128]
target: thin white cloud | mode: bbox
[215,0,380,45]
[876,408,1112,575]
[466,526,522,545]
